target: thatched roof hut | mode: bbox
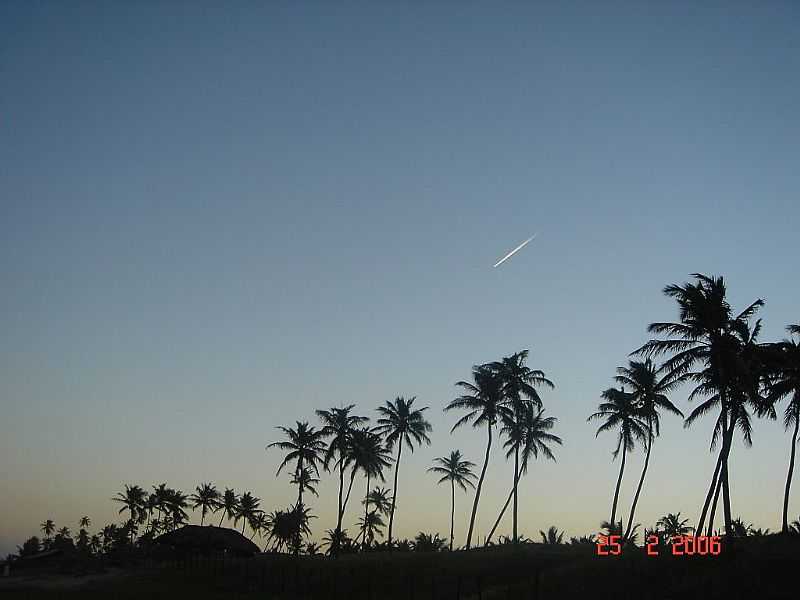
[155,526,259,556]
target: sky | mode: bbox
[1,1,799,558]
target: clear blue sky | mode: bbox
[1,1,799,557]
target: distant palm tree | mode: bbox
[291,466,321,500]
[357,510,385,547]
[216,488,239,527]
[235,492,260,536]
[322,528,351,556]
[539,526,564,545]
[615,359,683,540]
[446,365,510,549]
[112,484,146,542]
[589,387,648,529]
[375,396,432,545]
[268,421,326,509]
[364,487,392,517]
[413,532,446,552]
[317,405,369,544]
[78,516,91,530]
[486,407,562,544]
[190,483,220,526]
[657,513,693,539]
[248,511,269,541]
[40,519,55,540]
[428,450,477,550]
[764,325,800,533]
[488,351,555,543]
[56,526,71,539]
[166,489,190,530]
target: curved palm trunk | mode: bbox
[200,509,206,527]
[361,474,370,548]
[610,444,627,527]
[782,415,799,533]
[707,466,723,536]
[696,440,724,535]
[625,425,652,540]
[512,446,519,544]
[449,480,455,551]
[342,467,357,522]
[387,442,403,545]
[465,422,493,550]
[486,481,515,544]
[719,411,736,536]
[335,459,345,537]
[218,508,225,527]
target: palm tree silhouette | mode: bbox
[539,526,564,544]
[268,421,326,509]
[589,387,647,529]
[40,519,55,541]
[486,406,562,544]
[343,428,392,548]
[657,512,693,539]
[428,450,477,550]
[291,466,320,500]
[78,516,91,530]
[216,488,239,527]
[635,273,764,536]
[357,510,385,547]
[317,405,369,546]
[375,396,432,545]
[446,365,509,549]
[764,324,800,533]
[190,483,220,526]
[235,492,260,536]
[112,484,146,542]
[248,511,269,541]
[166,489,190,530]
[488,351,555,543]
[615,359,683,540]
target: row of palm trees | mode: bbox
[590,274,800,538]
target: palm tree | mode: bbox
[588,387,648,530]
[291,466,321,500]
[322,528,350,556]
[190,483,220,526]
[248,511,269,541]
[56,526,71,539]
[235,492,260,536]
[216,488,239,527]
[268,421,326,508]
[78,516,91,530]
[657,512,693,539]
[166,489,190,530]
[764,325,800,533]
[40,519,55,541]
[364,487,393,517]
[488,351,555,543]
[317,405,369,542]
[344,428,393,547]
[634,273,764,536]
[539,526,564,544]
[428,450,477,550]
[486,406,562,544]
[375,396,432,545]
[112,484,146,542]
[445,365,510,549]
[615,360,683,540]
[357,511,386,547]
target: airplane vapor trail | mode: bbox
[492,234,537,268]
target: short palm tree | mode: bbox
[364,487,393,517]
[291,466,321,500]
[216,488,239,527]
[40,519,55,540]
[445,365,510,549]
[248,511,269,541]
[428,450,477,550]
[375,396,432,545]
[268,421,326,508]
[615,359,683,540]
[539,526,564,544]
[317,406,369,542]
[357,510,386,547]
[78,516,91,530]
[112,484,146,542]
[588,388,648,530]
[190,483,220,526]
[657,513,693,539]
[235,492,260,536]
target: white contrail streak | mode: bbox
[492,234,537,268]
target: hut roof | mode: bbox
[155,526,259,556]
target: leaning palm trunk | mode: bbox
[625,426,652,540]
[361,474,371,548]
[512,447,519,543]
[387,442,403,545]
[707,465,723,536]
[341,467,358,525]
[719,409,736,536]
[610,444,627,527]
[485,477,517,544]
[782,415,799,533]
[465,422,493,549]
[335,460,345,539]
[696,439,724,535]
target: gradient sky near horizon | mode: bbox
[2,1,799,558]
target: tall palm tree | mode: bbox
[428,450,477,550]
[112,484,146,542]
[615,360,683,540]
[317,405,369,542]
[78,516,91,530]
[375,396,432,545]
[344,428,393,546]
[634,273,764,536]
[216,488,239,527]
[190,483,220,526]
[486,406,562,544]
[764,324,800,533]
[488,350,555,543]
[268,421,326,508]
[445,365,510,549]
[40,519,55,540]
[235,492,261,536]
[588,387,648,530]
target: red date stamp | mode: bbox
[596,535,721,556]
